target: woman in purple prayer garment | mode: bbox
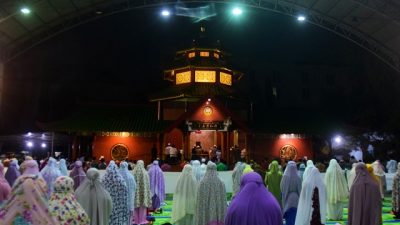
[148,160,165,210]
[69,161,86,190]
[5,160,21,187]
[225,172,283,225]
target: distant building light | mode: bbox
[27,141,33,148]
[161,9,171,17]
[208,98,211,102]
[20,7,31,15]
[297,15,306,21]
[27,132,32,136]
[41,143,47,148]
[334,135,342,144]
[232,7,243,16]
[280,134,287,139]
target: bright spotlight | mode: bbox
[334,135,342,144]
[27,132,32,136]
[20,7,31,15]
[232,7,243,16]
[41,143,47,148]
[27,141,33,148]
[161,9,171,17]
[297,15,306,21]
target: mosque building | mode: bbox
[39,28,315,166]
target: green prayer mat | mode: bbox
[150,194,400,225]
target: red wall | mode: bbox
[189,101,225,121]
[164,128,183,150]
[252,135,313,163]
[92,135,155,164]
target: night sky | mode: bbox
[2,4,400,134]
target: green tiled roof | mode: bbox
[149,83,236,101]
[38,105,170,133]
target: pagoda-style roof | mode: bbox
[37,104,171,133]
[149,83,238,102]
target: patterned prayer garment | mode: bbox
[49,176,90,225]
[148,160,166,210]
[324,159,348,220]
[75,168,113,225]
[101,161,129,225]
[195,162,226,225]
[0,174,59,225]
[40,157,62,197]
[69,161,86,190]
[133,160,152,225]
[392,162,400,218]
[232,162,246,197]
[171,165,197,225]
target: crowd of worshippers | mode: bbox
[0,157,400,225]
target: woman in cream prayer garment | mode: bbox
[171,164,198,225]
[324,159,348,220]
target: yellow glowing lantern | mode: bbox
[195,70,216,83]
[220,72,232,85]
[188,52,195,58]
[176,71,191,84]
[200,51,210,57]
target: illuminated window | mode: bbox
[188,52,195,58]
[195,70,216,83]
[220,72,232,85]
[200,51,210,57]
[176,71,191,84]
[214,53,220,58]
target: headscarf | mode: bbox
[302,160,315,181]
[366,164,380,183]
[49,176,90,225]
[69,161,86,190]
[298,163,305,180]
[225,172,283,225]
[171,165,198,224]
[58,159,69,176]
[242,164,254,175]
[0,163,11,204]
[101,161,128,225]
[232,162,246,197]
[132,160,152,208]
[21,159,40,176]
[372,160,385,177]
[195,162,226,225]
[75,168,113,225]
[280,161,302,213]
[148,160,165,208]
[324,159,348,204]
[11,159,20,170]
[119,161,136,211]
[0,174,59,225]
[347,163,358,190]
[199,160,207,180]
[387,159,397,173]
[265,160,283,205]
[348,163,381,225]
[295,167,327,225]
[5,159,21,187]
[40,157,62,196]
[216,162,228,171]
[191,160,202,183]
